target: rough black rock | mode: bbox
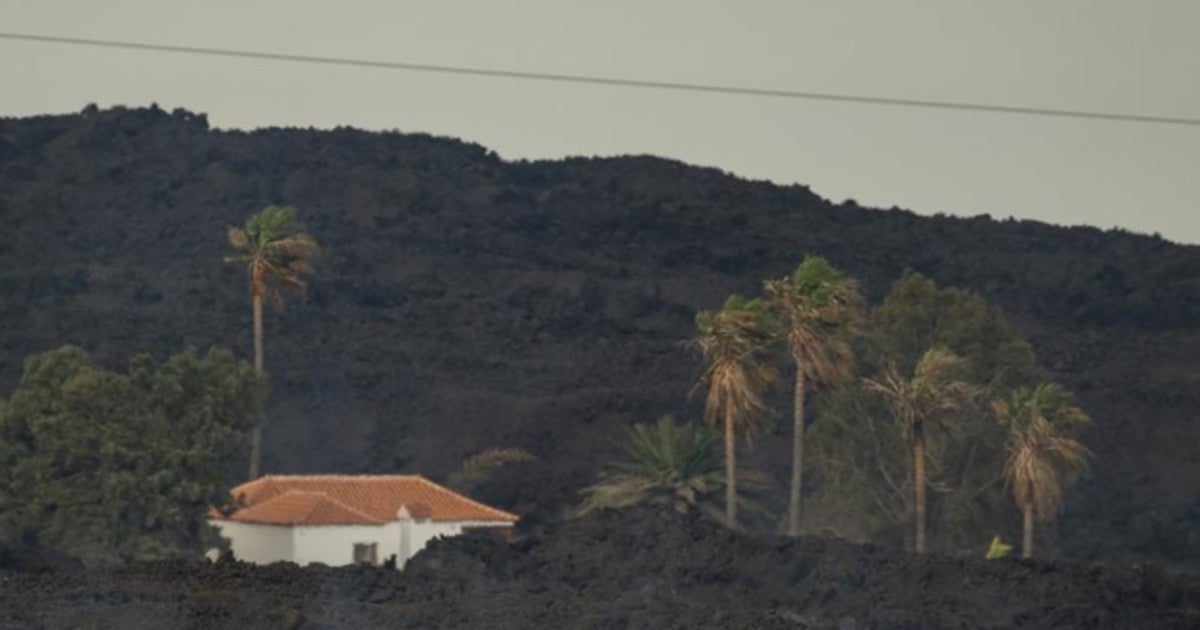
[3,508,1198,629]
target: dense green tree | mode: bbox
[865,347,977,553]
[764,255,863,537]
[868,270,1036,388]
[808,272,1039,553]
[993,383,1091,558]
[0,346,262,567]
[693,295,778,527]
[225,205,319,479]
[577,417,766,519]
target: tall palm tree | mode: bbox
[577,417,766,518]
[225,205,319,479]
[993,383,1090,558]
[693,295,777,527]
[764,255,863,537]
[864,347,975,553]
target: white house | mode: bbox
[208,474,518,569]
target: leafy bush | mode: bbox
[0,346,263,566]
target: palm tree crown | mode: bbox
[225,205,319,305]
[765,256,862,384]
[865,347,976,436]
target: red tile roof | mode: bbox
[211,475,518,527]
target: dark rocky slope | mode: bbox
[1,106,1198,567]
[3,508,1199,629]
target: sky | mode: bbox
[2,0,1198,242]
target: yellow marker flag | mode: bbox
[986,535,1013,559]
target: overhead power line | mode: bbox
[3,31,1199,127]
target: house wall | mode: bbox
[210,521,294,564]
[291,523,401,567]
[211,519,512,569]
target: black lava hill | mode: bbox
[2,105,1198,568]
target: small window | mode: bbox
[353,542,378,565]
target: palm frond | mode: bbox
[864,347,976,442]
[262,232,320,258]
[226,226,249,249]
[446,448,536,492]
[275,273,307,291]
[764,256,864,386]
[287,259,316,275]
[245,205,300,245]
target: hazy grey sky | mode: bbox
[3,1,1198,242]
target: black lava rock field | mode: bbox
[3,508,1199,629]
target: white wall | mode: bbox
[292,523,401,567]
[210,521,293,564]
[211,519,511,569]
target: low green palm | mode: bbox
[578,417,765,519]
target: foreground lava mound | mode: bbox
[3,509,1197,629]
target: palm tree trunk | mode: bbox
[787,368,806,537]
[913,423,927,554]
[248,285,264,480]
[725,407,738,528]
[1022,505,1034,559]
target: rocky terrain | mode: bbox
[1,105,1199,572]
[3,508,1199,629]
